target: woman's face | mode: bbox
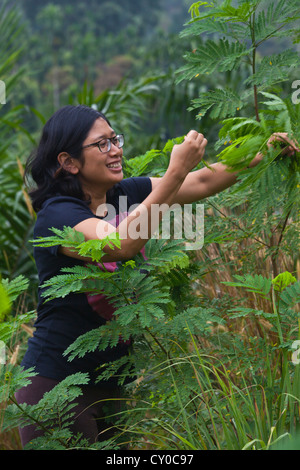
[78,117,124,192]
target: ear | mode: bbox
[57,152,79,175]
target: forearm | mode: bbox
[198,162,238,196]
[172,151,263,203]
[66,170,185,263]
[67,130,207,262]
[199,151,263,196]
[116,167,185,257]
[115,131,208,257]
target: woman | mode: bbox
[15,104,281,447]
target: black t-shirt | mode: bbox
[21,177,152,386]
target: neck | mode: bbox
[89,196,107,216]
[81,184,107,216]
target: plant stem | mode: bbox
[271,287,284,346]
[207,201,269,248]
[8,396,70,448]
[250,12,260,122]
[270,208,292,278]
[145,326,170,358]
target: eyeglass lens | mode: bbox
[100,135,124,152]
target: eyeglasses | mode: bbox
[82,134,124,153]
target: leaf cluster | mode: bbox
[177,0,300,120]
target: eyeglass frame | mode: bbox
[82,134,124,153]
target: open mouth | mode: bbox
[106,161,122,170]
[107,162,122,169]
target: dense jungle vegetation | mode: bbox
[0,0,300,451]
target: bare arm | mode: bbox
[59,131,208,262]
[152,131,299,205]
[151,153,263,204]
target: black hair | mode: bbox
[24,105,111,212]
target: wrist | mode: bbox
[248,151,263,168]
[165,165,186,185]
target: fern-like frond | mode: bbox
[40,264,115,301]
[189,88,244,120]
[177,39,251,83]
[179,16,229,39]
[64,321,128,361]
[32,226,121,263]
[31,226,84,248]
[1,275,29,303]
[279,281,300,309]
[95,354,136,385]
[217,116,262,148]
[123,149,161,177]
[0,364,37,402]
[245,51,300,88]
[144,239,190,273]
[166,306,225,338]
[222,273,272,298]
[0,311,36,344]
[188,0,254,23]
[2,371,89,448]
[217,134,266,169]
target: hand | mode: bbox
[169,130,208,176]
[267,132,299,157]
[249,132,299,168]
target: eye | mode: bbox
[99,139,109,150]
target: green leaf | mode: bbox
[222,274,272,298]
[0,282,11,321]
[272,272,297,292]
[245,51,300,88]
[189,88,244,120]
[1,275,29,302]
[179,39,251,79]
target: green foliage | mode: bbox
[177,0,300,120]
[0,274,35,356]
[123,136,185,177]
[0,282,11,321]
[0,2,37,300]
[0,0,24,98]
[216,92,300,167]
[32,226,121,264]
[1,371,112,450]
[272,271,297,292]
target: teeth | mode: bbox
[107,163,121,168]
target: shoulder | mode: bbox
[114,177,152,204]
[40,195,91,211]
[34,195,94,236]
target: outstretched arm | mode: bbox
[150,152,262,204]
[59,130,207,262]
[151,132,298,205]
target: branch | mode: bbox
[250,12,260,122]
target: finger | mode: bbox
[196,133,205,142]
[268,132,299,150]
[186,130,199,140]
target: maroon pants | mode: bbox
[15,375,121,448]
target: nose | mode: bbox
[109,141,122,156]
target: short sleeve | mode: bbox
[34,196,94,256]
[117,177,152,206]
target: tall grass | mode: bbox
[113,194,300,451]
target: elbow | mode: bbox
[119,241,140,261]
[102,239,140,262]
